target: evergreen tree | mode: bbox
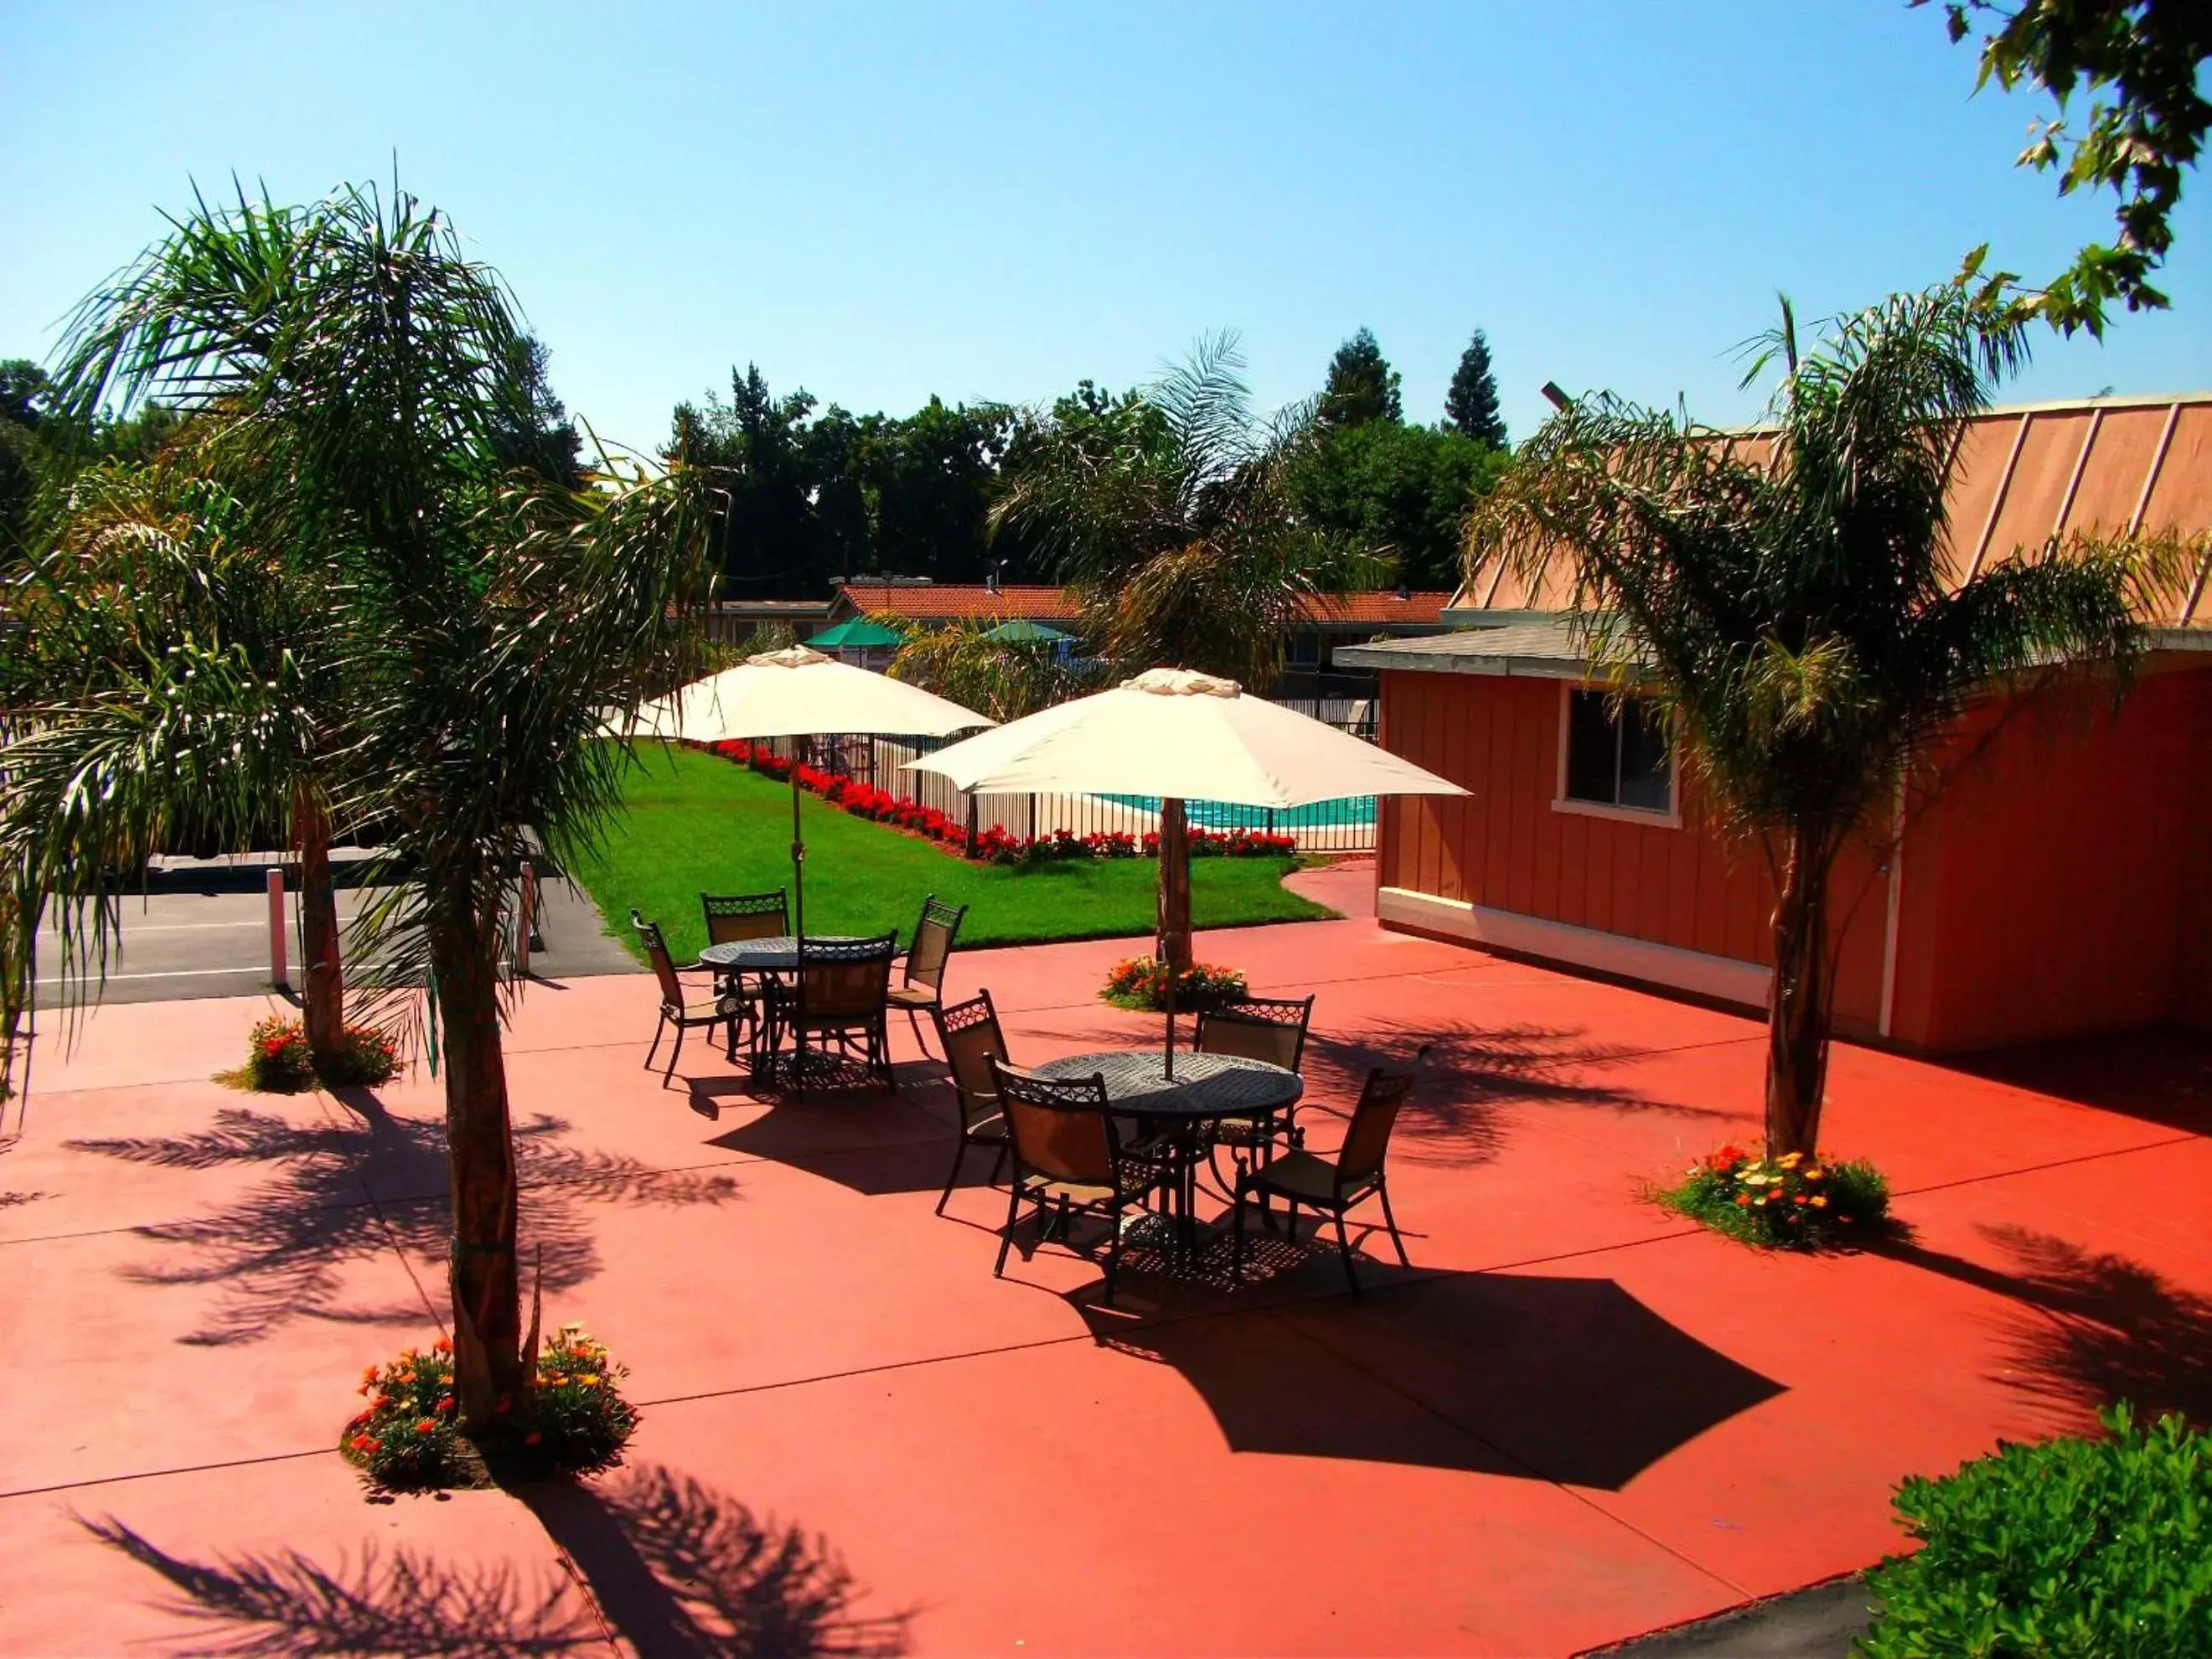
[1445,329,1507,447]
[1320,327,1402,426]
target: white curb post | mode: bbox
[266,866,289,989]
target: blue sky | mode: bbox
[5,1,2206,452]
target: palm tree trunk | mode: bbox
[434,898,523,1430]
[1764,822,1833,1157]
[1156,798,1193,976]
[292,781,344,1069]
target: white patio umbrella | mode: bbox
[623,647,992,936]
[906,667,1468,1067]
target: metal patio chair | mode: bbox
[1195,994,1315,1191]
[988,1057,1173,1306]
[766,932,899,1086]
[700,889,789,1050]
[1232,1047,1428,1295]
[887,895,967,1058]
[633,911,742,1085]
[928,990,1011,1215]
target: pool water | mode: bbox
[1097,793,1377,830]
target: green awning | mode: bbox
[805,618,907,649]
[982,618,1070,644]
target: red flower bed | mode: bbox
[705,742,1298,866]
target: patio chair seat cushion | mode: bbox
[886,984,939,1010]
[1243,1149,1375,1207]
[674,998,737,1023]
[1016,1166,1154,1207]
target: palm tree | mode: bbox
[991,333,1374,971]
[992,333,1370,689]
[3,457,356,1067]
[23,181,714,1424]
[1466,286,2170,1156]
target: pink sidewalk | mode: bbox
[3,874,2208,1655]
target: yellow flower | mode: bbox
[577,1373,602,1387]
[1809,1195,1828,1208]
[1802,1166,1824,1181]
[1776,1151,1803,1170]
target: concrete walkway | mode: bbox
[2,883,2206,1654]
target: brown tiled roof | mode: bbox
[832,581,1455,628]
[1454,392,2212,628]
[833,583,1081,623]
[1301,590,1455,627]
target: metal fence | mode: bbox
[753,697,1379,856]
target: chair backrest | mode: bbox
[1336,1047,1429,1190]
[702,890,788,946]
[933,990,1008,1131]
[1195,994,1315,1073]
[990,1059,1114,1186]
[902,896,967,993]
[631,911,685,1008]
[796,933,897,1021]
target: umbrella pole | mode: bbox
[1157,797,1192,1076]
[790,759,806,940]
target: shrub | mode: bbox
[1861,1404,2212,1656]
[245,1015,316,1093]
[340,1325,640,1494]
[1100,955,1248,1012]
[1656,1143,1889,1249]
[240,1016,399,1093]
[702,742,1299,865]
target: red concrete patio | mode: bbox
[3,862,2207,1655]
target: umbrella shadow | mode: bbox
[65,1093,742,1346]
[1082,1269,1785,1491]
[78,1460,909,1656]
[1877,1222,2212,1430]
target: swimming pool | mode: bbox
[1097,793,1377,830]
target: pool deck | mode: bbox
[3,862,2208,1655]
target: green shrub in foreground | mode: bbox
[1656,1144,1889,1248]
[1860,1404,2212,1657]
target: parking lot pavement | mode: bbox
[29,860,639,1006]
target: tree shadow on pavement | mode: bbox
[80,1461,909,1656]
[1299,1017,1724,1169]
[65,1093,741,1346]
[1877,1222,2212,1429]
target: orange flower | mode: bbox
[1793,1194,1809,1205]
[1734,1194,1752,1207]
[361,1365,380,1384]
[433,1336,452,1354]
[1809,1195,1828,1208]
[349,1434,380,1454]
[414,1419,437,1434]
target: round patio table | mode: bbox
[696,933,851,974]
[1033,1051,1301,1258]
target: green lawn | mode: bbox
[571,746,1335,964]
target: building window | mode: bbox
[1560,689,1673,815]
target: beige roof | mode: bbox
[1453,391,2212,628]
[907,667,1467,808]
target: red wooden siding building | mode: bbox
[1337,393,2212,1054]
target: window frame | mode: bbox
[1552,682,1682,828]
